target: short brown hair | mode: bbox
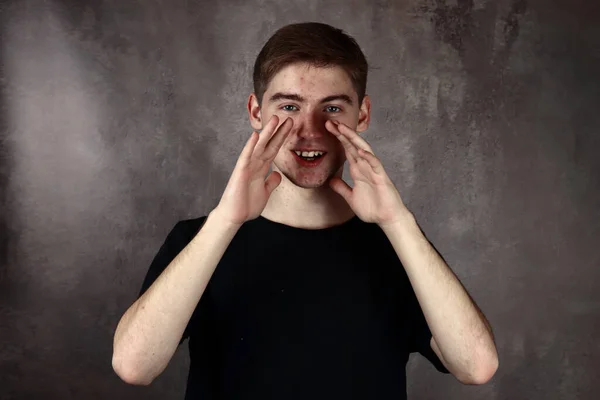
[252,22,369,108]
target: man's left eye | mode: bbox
[326,106,341,112]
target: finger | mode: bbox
[237,130,261,168]
[253,115,281,155]
[358,149,384,175]
[264,170,283,195]
[333,127,359,164]
[263,117,293,160]
[332,121,374,154]
[328,176,353,204]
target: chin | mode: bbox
[276,161,344,190]
[292,179,331,189]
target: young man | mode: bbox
[112,22,498,399]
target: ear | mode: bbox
[356,94,371,133]
[248,93,263,131]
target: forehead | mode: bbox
[265,62,355,99]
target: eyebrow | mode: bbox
[268,92,354,106]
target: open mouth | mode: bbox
[291,150,328,167]
[293,150,326,161]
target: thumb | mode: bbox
[328,177,352,203]
[264,171,282,195]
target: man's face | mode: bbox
[248,62,370,189]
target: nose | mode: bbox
[291,111,331,140]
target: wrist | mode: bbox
[208,208,244,231]
[378,208,416,233]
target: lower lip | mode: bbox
[291,151,327,167]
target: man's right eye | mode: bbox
[282,105,298,111]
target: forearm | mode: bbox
[380,211,498,383]
[112,210,240,385]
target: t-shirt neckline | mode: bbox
[255,214,360,232]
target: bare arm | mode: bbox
[111,210,240,385]
[112,115,292,386]
[380,212,498,385]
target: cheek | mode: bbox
[332,140,346,156]
[275,148,293,165]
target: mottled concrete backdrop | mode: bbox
[1,0,599,399]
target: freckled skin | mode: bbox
[248,62,370,190]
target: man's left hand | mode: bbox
[326,120,411,228]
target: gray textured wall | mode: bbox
[1,0,599,399]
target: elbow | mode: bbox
[465,352,499,385]
[112,352,153,386]
[479,355,499,384]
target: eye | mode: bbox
[281,105,342,112]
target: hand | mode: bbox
[325,120,411,227]
[213,115,293,226]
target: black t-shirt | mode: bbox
[138,214,449,399]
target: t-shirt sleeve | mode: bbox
[137,217,209,346]
[405,281,450,374]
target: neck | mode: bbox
[260,178,355,229]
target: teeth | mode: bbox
[294,151,324,157]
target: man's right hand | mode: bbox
[213,115,293,226]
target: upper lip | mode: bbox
[292,149,327,152]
